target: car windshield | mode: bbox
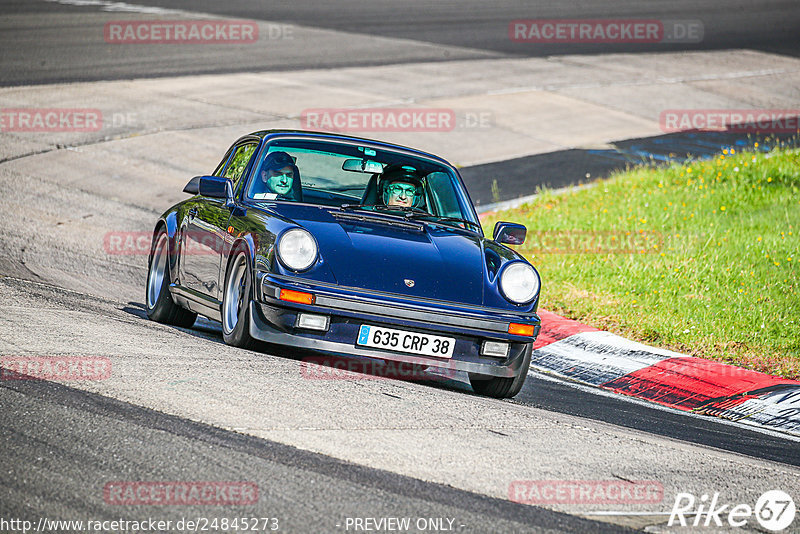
[245,138,479,230]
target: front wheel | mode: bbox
[145,229,197,328]
[221,248,258,350]
[468,345,532,398]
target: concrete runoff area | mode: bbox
[2,49,800,297]
[2,49,799,164]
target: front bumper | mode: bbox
[250,273,540,378]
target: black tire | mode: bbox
[221,247,259,350]
[469,344,532,398]
[145,229,197,328]
[469,376,517,398]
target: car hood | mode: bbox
[271,204,485,305]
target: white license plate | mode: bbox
[356,325,455,359]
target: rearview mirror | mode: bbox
[493,222,526,245]
[342,159,385,174]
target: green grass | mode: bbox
[483,143,800,379]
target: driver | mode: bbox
[258,151,297,198]
[379,165,425,209]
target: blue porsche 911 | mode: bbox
[146,130,541,398]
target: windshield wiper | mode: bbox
[340,204,419,215]
[334,205,425,232]
[403,212,483,231]
[339,204,400,213]
[339,205,481,232]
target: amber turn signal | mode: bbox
[508,323,535,336]
[279,289,314,305]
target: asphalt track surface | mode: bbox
[1,376,622,534]
[3,0,800,85]
[2,1,800,532]
[103,0,800,57]
[1,277,797,532]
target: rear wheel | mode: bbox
[469,345,532,398]
[222,247,258,349]
[145,229,197,327]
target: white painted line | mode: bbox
[43,0,193,16]
[530,330,678,386]
[581,511,674,516]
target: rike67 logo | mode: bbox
[669,490,796,531]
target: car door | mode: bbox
[181,141,258,301]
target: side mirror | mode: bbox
[183,176,201,194]
[493,222,526,245]
[183,175,232,197]
[197,175,232,199]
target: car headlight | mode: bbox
[277,228,318,271]
[499,262,539,304]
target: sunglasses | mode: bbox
[387,184,418,197]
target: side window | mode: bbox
[212,147,233,176]
[426,172,462,218]
[223,143,258,184]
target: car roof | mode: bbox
[236,129,452,167]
